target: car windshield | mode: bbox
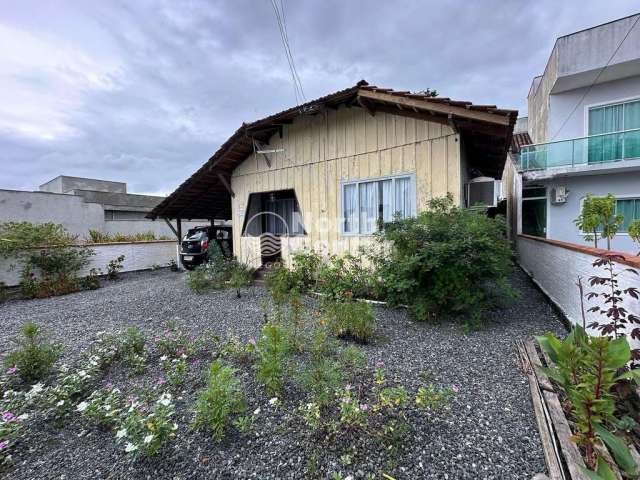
[184,229,207,241]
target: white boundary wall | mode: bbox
[0,241,178,286]
[518,234,640,349]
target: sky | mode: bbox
[0,1,638,195]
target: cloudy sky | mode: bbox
[1,1,638,195]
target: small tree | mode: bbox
[629,219,640,256]
[574,193,623,250]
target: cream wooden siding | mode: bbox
[231,106,460,266]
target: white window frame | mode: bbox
[340,172,417,236]
[584,95,640,136]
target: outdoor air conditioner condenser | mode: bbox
[466,177,501,208]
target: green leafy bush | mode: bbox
[155,321,195,359]
[323,300,376,343]
[537,327,639,475]
[228,263,253,298]
[373,194,515,323]
[118,393,177,456]
[629,219,640,255]
[194,360,246,441]
[255,323,291,394]
[5,323,62,383]
[316,253,381,300]
[187,252,253,294]
[107,255,125,280]
[264,264,304,305]
[297,357,344,406]
[290,249,322,288]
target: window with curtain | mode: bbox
[615,198,640,232]
[342,174,415,234]
[265,197,304,235]
[588,99,640,163]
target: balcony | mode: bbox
[518,129,640,172]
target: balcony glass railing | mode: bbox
[518,128,640,172]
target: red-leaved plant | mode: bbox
[585,254,640,367]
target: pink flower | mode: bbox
[360,404,369,411]
[452,385,460,393]
[0,441,8,450]
[375,361,384,368]
[105,382,114,390]
[157,377,166,385]
[248,338,256,346]
[6,366,17,375]
[2,411,16,422]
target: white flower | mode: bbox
[253,407,261,415]
[30,383,44,394]
[17,414,28,421]
[268,397,279,406]
[124,442,138,452]
[116,428,127,439]
[157,393,172,407]
[160,355,168,362]
[56,400,65,407]
[143,434,154,444]
[180,353,187,359]
[77,401,89,412]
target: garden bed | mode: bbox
[0,268,566,479]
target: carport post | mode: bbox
[176,217,182,270]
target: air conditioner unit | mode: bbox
[550,185,568,204]
[466,177,501,208]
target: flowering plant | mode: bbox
[160,354,188,388]
[79,386,123,426]
[155,322,196,359]
[117,392,177,456]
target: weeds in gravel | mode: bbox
[156,321,196,359]
[121,327,147,375]
[194,360,246,442]
[4,323,62,383]
[255,323,291,395]
[323,300,376,343]
[297,358,344,407]
[160,354,188,389]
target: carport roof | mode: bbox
[148,80,517,220]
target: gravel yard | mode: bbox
[0,268,566,480]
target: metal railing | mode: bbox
[518,128,640,172]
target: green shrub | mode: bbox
[107,255,125,280]
[79,268,101,290]
[194,360,246,441]
[297,357,344,406]
[155,321,195,359]
[5,323,62,383]
[255,323,290,394]
[264,264,303,305]
[323,300,376,343]
[537,326,639,475]
[338,344,367,371]
[373,194,515,323]
[228,263,253,298]
[630,219,640,255]
[290,249,322,288]
[316,253,381,300]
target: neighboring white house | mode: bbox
[0,175,203,239]
[513,14,640,253]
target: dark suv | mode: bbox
[180,226,232,270]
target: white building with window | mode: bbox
[515,14,640,253]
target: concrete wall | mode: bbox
[518,234,639,351]
[0,189,105,237]
[529,171,640,254]
[0,189,202,240]
[0,241,178,287]
[40,175,126,194]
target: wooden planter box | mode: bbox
[517,339,640,480]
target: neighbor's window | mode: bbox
[615,197,640,232]
[342,174,416,234]
[588,99,640,162]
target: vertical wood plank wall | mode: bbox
[231,106,460,267]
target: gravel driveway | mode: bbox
[0,268,566,480]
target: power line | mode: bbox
[269,0,305,105]
[549,14,640,141]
